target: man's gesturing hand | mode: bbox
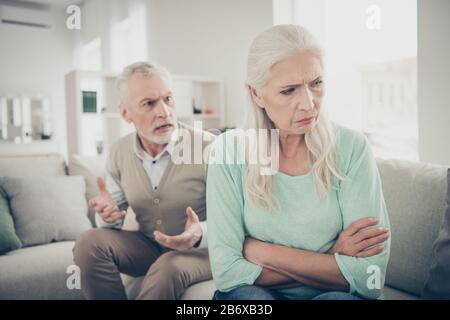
[154,206,203,251]
[88,177,126,224]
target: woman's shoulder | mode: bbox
[332,123,373,171]
[332,123,370,153]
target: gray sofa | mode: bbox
[0,153,448,300]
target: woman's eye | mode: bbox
[281,88,295,95]
[165,96,174,104]
[312,79,323,88]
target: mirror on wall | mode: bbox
[0,96,52,143]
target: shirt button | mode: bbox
[156,219,162,225]
[152,160,156,164]
[153,198,160,204]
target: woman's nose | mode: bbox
[297,87,314,111]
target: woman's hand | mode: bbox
[328,217,389,257]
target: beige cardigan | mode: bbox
[109,123,215,239]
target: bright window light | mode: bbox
[273,0,418,161]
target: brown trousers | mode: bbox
[72,228,212,300]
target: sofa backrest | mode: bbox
[0,154,67,177]
[377,158,448,296]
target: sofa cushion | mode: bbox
[0,188,22,255]
[122,275,215,300]
[0,241,84,299]
[377,159,447,296]
[68,154,107,227]
[0,154,66,177]
[422,168,450,299]
[182,280,216,300]
[383,286,419,300]
[0,176,91,247]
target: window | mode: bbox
[273,0,418,160]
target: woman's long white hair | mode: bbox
[244,24,346,211]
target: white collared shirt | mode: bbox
[96,131,208,249]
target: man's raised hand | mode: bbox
[88,177,126,223]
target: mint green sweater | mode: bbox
[206,124,391,300]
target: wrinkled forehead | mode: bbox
[127,72,172,99]
[268,51,323,87]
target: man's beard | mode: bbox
[138,123,177,145]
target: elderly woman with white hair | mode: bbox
[206,24,391,300]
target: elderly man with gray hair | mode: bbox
[73,61,214,300]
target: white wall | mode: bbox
[418,0,450,166]
[0,6,74,157]
[145,0,273,127]
[74,0,148,73]
[74,0,130,72]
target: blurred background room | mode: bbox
[0,0,448,166]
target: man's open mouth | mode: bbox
[154,123,173,132]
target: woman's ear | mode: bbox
[119,104,133,123]
[247,85,265,109]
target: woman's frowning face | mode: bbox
[251,50,324,136]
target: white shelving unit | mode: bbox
[171,74,225,130]
[66,70,113,157]
[65,70,225,157]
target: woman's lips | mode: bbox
[296,116,315,124]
